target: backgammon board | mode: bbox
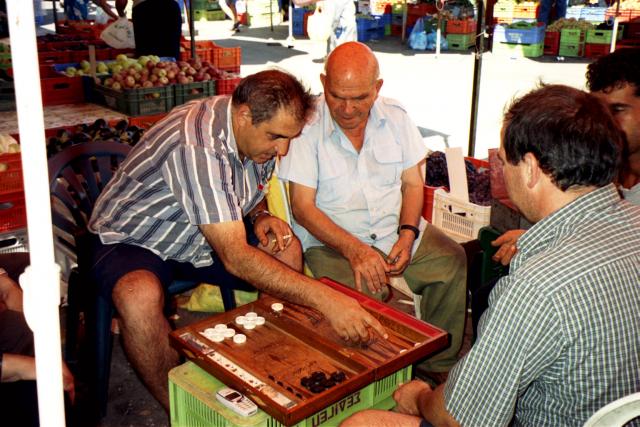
[169,277,448,426]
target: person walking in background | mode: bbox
[219,0,241,32]
[115,0,182,60]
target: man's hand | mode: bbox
[62,362,76,404]
[345,243,391,295]
[253,215,294,254]
[386,234,414,275]
[393,380,433,416]
[491,229,526,266]
[320,291,388,343]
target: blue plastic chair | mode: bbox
[48,141,236,417]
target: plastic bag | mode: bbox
[95,7,110,25]
[100,17,135,49]
[408,17,427,50]
[307,4,332,41]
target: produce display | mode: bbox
[0,133,20,155]
[426,151,491,206]
[91,55,239,91]
[547,17,594,31]
[46,118,145,157]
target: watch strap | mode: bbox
[397,224,420,239]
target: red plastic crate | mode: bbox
[605,8,640,22]
[216,77,241,95]
[40,67,84,106]
[0,153,23,197]
[0,193,27,233]
[38,50,71,65]
[544,31,560,55]
[212,45,241,73]
[514,3,540,19]
[446,19,477,34]
[585,42,611,58]
[627,17,640,39]
[126,113,168,129]
[407,3,437,16]
[391,24,403,36]
[423,185,445,222]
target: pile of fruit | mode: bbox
[0,133,20,155]
[426,151,491,206]
[90,55,239,92]
[46,118,145,157]
[547,17,594,31]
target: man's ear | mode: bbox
[236,104,252,128]
[523,152,541,189]
[375,78,384,95]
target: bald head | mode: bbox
[320,42,383,133]
[324,42,380,85]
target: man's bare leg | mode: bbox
[112,270,178,412]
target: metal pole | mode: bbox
[467,0,485,157]
[286,0,295,47]
[189,0,196,59]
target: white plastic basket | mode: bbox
[432,188,491,242]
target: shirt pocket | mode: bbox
[316,155,351,206]
[371,141,403,188]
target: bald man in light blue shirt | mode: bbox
[279,42,467,376]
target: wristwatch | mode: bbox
[397,224,420,240]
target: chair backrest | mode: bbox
[48,141,130,257]
[583,393,640,427]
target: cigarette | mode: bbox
[271,234,292,244]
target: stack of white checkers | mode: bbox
[199,311,267,345]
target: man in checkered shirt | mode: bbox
[342,84,640,427]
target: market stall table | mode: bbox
[0,102,127,135]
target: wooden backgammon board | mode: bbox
[169,277,448,426]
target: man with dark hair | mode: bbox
[492,47,640,265]
[342,84,640,427]
[587,47,640,205]
[89,69,387,411]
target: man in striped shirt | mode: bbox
[342,85,640,426]
[88,70,387,411]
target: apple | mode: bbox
[202,73,211,81]
[159,76,169,85]
[150,74,158,83]
[65,66,77,77]
[178,75,189,84]
[116,54,128,63]
[97,62,108,74]
[80,60,90,71]
[128,67,138,76]
[112,81,122,91]
[157,69,167,78]
[125,75,136,88]
[166,70,176,79]
[138,55,150,66]
[142,80,153,88]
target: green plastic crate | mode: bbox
[585,28,623,44]
[169,362,411,427]
[493,41,543,58]
[92,83,174,117]
[559,28,585,44]
[558,41,584,57]
[174,80,216,105]
[446,32,475,50]
[207,10,227,21]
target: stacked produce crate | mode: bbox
[446,18,477,50]
[492,0,539,25]
[0,135,27,253]
[247,0,282,27]
[192,0,225,22]
[585,25,623,58]
[493,21,545,57]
